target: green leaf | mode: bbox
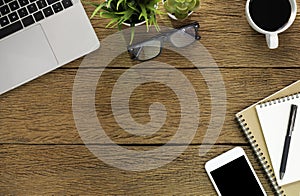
[116,0,125,10]
[90,0,161,42]
[100,12,118,19]
[121,9,134,22]
[130,26,134,45]
[139,4,149,30]
[106,17,120,28]
[90,3,106,19]
[127,2,139,12]
[106,0,113,8]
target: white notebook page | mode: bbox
[256,95,300,186]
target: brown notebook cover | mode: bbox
[236,80,300,195]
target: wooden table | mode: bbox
[1,0,300,194]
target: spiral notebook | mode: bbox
[256,93,300,186]
[236,80,300,195]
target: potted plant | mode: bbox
[163,0,200,20]
[90,0,162,43]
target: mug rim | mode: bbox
[245,0,297,35]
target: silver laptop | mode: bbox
[0,0,100,95]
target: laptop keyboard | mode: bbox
[0,0,73,39]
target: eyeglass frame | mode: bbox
[127,22,201,61]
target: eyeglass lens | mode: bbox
[169,26,197,48]
[129,23,199,61]
[136,40,161,61]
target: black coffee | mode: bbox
[249,0,291,32]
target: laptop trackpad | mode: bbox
[0,25,57,94]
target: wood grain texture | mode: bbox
[0,68,299,145]
[2,0,300,194]
[0,144,274,195]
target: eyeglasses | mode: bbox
[127,22,201,61]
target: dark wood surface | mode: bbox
[1,0,300,195]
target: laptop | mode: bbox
[0,0,100,95]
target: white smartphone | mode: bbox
[205,147,267,196]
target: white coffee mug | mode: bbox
[245,0,297,49]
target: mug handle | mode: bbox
[265,33,278,49]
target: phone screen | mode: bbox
[210,155,265,196]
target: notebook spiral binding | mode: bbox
[236,115,285,196]
[258,93,300,108]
